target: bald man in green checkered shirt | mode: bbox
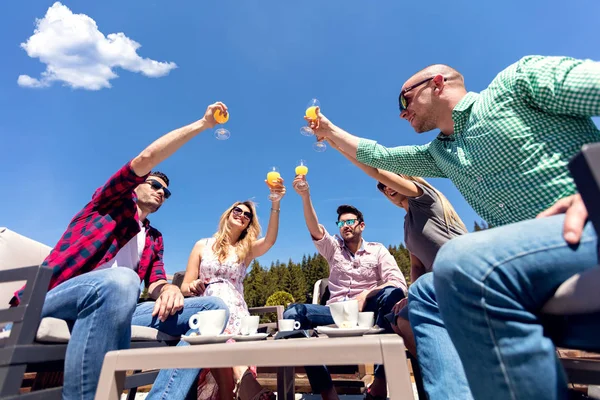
[310,55,600,400]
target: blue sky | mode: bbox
[2,0,600,276]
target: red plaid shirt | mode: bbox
[11,161,167,305]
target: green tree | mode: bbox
[263,290,295,322]
[244,260,267,308]
[286,259,307,304]
[389,243,411,284]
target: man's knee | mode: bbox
[380,286,406,304]
[283,303,304,320]
[98,268,140,306]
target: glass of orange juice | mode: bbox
[300,98,319,137]
[300,98,327,152]
[305,98,320,120]
[214,108,230,140]
[295,160,309,191]
[267,167,282,201]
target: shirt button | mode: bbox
[498,203,505,209]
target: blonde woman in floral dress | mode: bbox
[181,181,286,400]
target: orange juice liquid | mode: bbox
[267,171,281,185]
[305,106,318,120]
[214,109,229,124]
[295,165,308,176]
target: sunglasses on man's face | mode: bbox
[232,206,253,221]
[336,219,359,228]
[398,76,446,112]
[146,179,171,199]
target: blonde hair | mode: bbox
[212,201,261,263]
[378,176,467,233]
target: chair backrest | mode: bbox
[172,271,185,289]
[542,143,600,315]
[312,278,330,305]
[0,228,52,310]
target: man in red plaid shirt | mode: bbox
[18,102,231,400]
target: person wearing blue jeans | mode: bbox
[14,102,233,400]
[284,285,405,399]
[410,196,600,399]
[286,183,408,400]
[41,267,229,400]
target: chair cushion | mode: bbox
[35,317,179,343]
[542,267,600,315]
[0,227,52,309]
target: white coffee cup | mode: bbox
[240,315,260,335]
[329,299,359,328]
[278,319,301,332]
[358,311,375,328]
[189,309,227,336]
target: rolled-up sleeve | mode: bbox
[357,139,446,178]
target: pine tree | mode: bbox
[286,259,307,304]
[244,260,267,308]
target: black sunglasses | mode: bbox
[232,206,253,221]
[146,179,171,199]
[398,76,447,112]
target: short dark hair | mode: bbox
[336,204,364,223]
[376,182,386,193]
[149,171,170,186]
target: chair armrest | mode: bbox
[249,306,284,320]
[1,265,53,346]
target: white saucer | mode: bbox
[181,333,235,345]
[315,326,371,337]
[233,333,269,342]
[364,327,385,335]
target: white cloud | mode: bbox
[18,2,177,90]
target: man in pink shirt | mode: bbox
[284,175,407,400]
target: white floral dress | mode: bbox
[199,238,250,334]
[197,238,251,400]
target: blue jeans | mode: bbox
[408,274,474,400]
[412,215,600,400]
[41,267,228,400]
[284,286,405,393]
[132,296,229,400]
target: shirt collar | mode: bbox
[436,92,479,141]
[336,236,369,254]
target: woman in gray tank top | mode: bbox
[327,139,466,359]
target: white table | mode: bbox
[95,334,414,400]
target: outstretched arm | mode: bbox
[327,138,422,198]
[131,102,228,177]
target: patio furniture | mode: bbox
[96,334,415,400]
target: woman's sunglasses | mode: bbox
[146,179,171,199]
[232,206,253,221]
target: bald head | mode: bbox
[403,64,465,90]
[399,64,468,135]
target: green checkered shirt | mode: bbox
[357,55,600,227]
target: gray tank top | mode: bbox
[404,183,466,272]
